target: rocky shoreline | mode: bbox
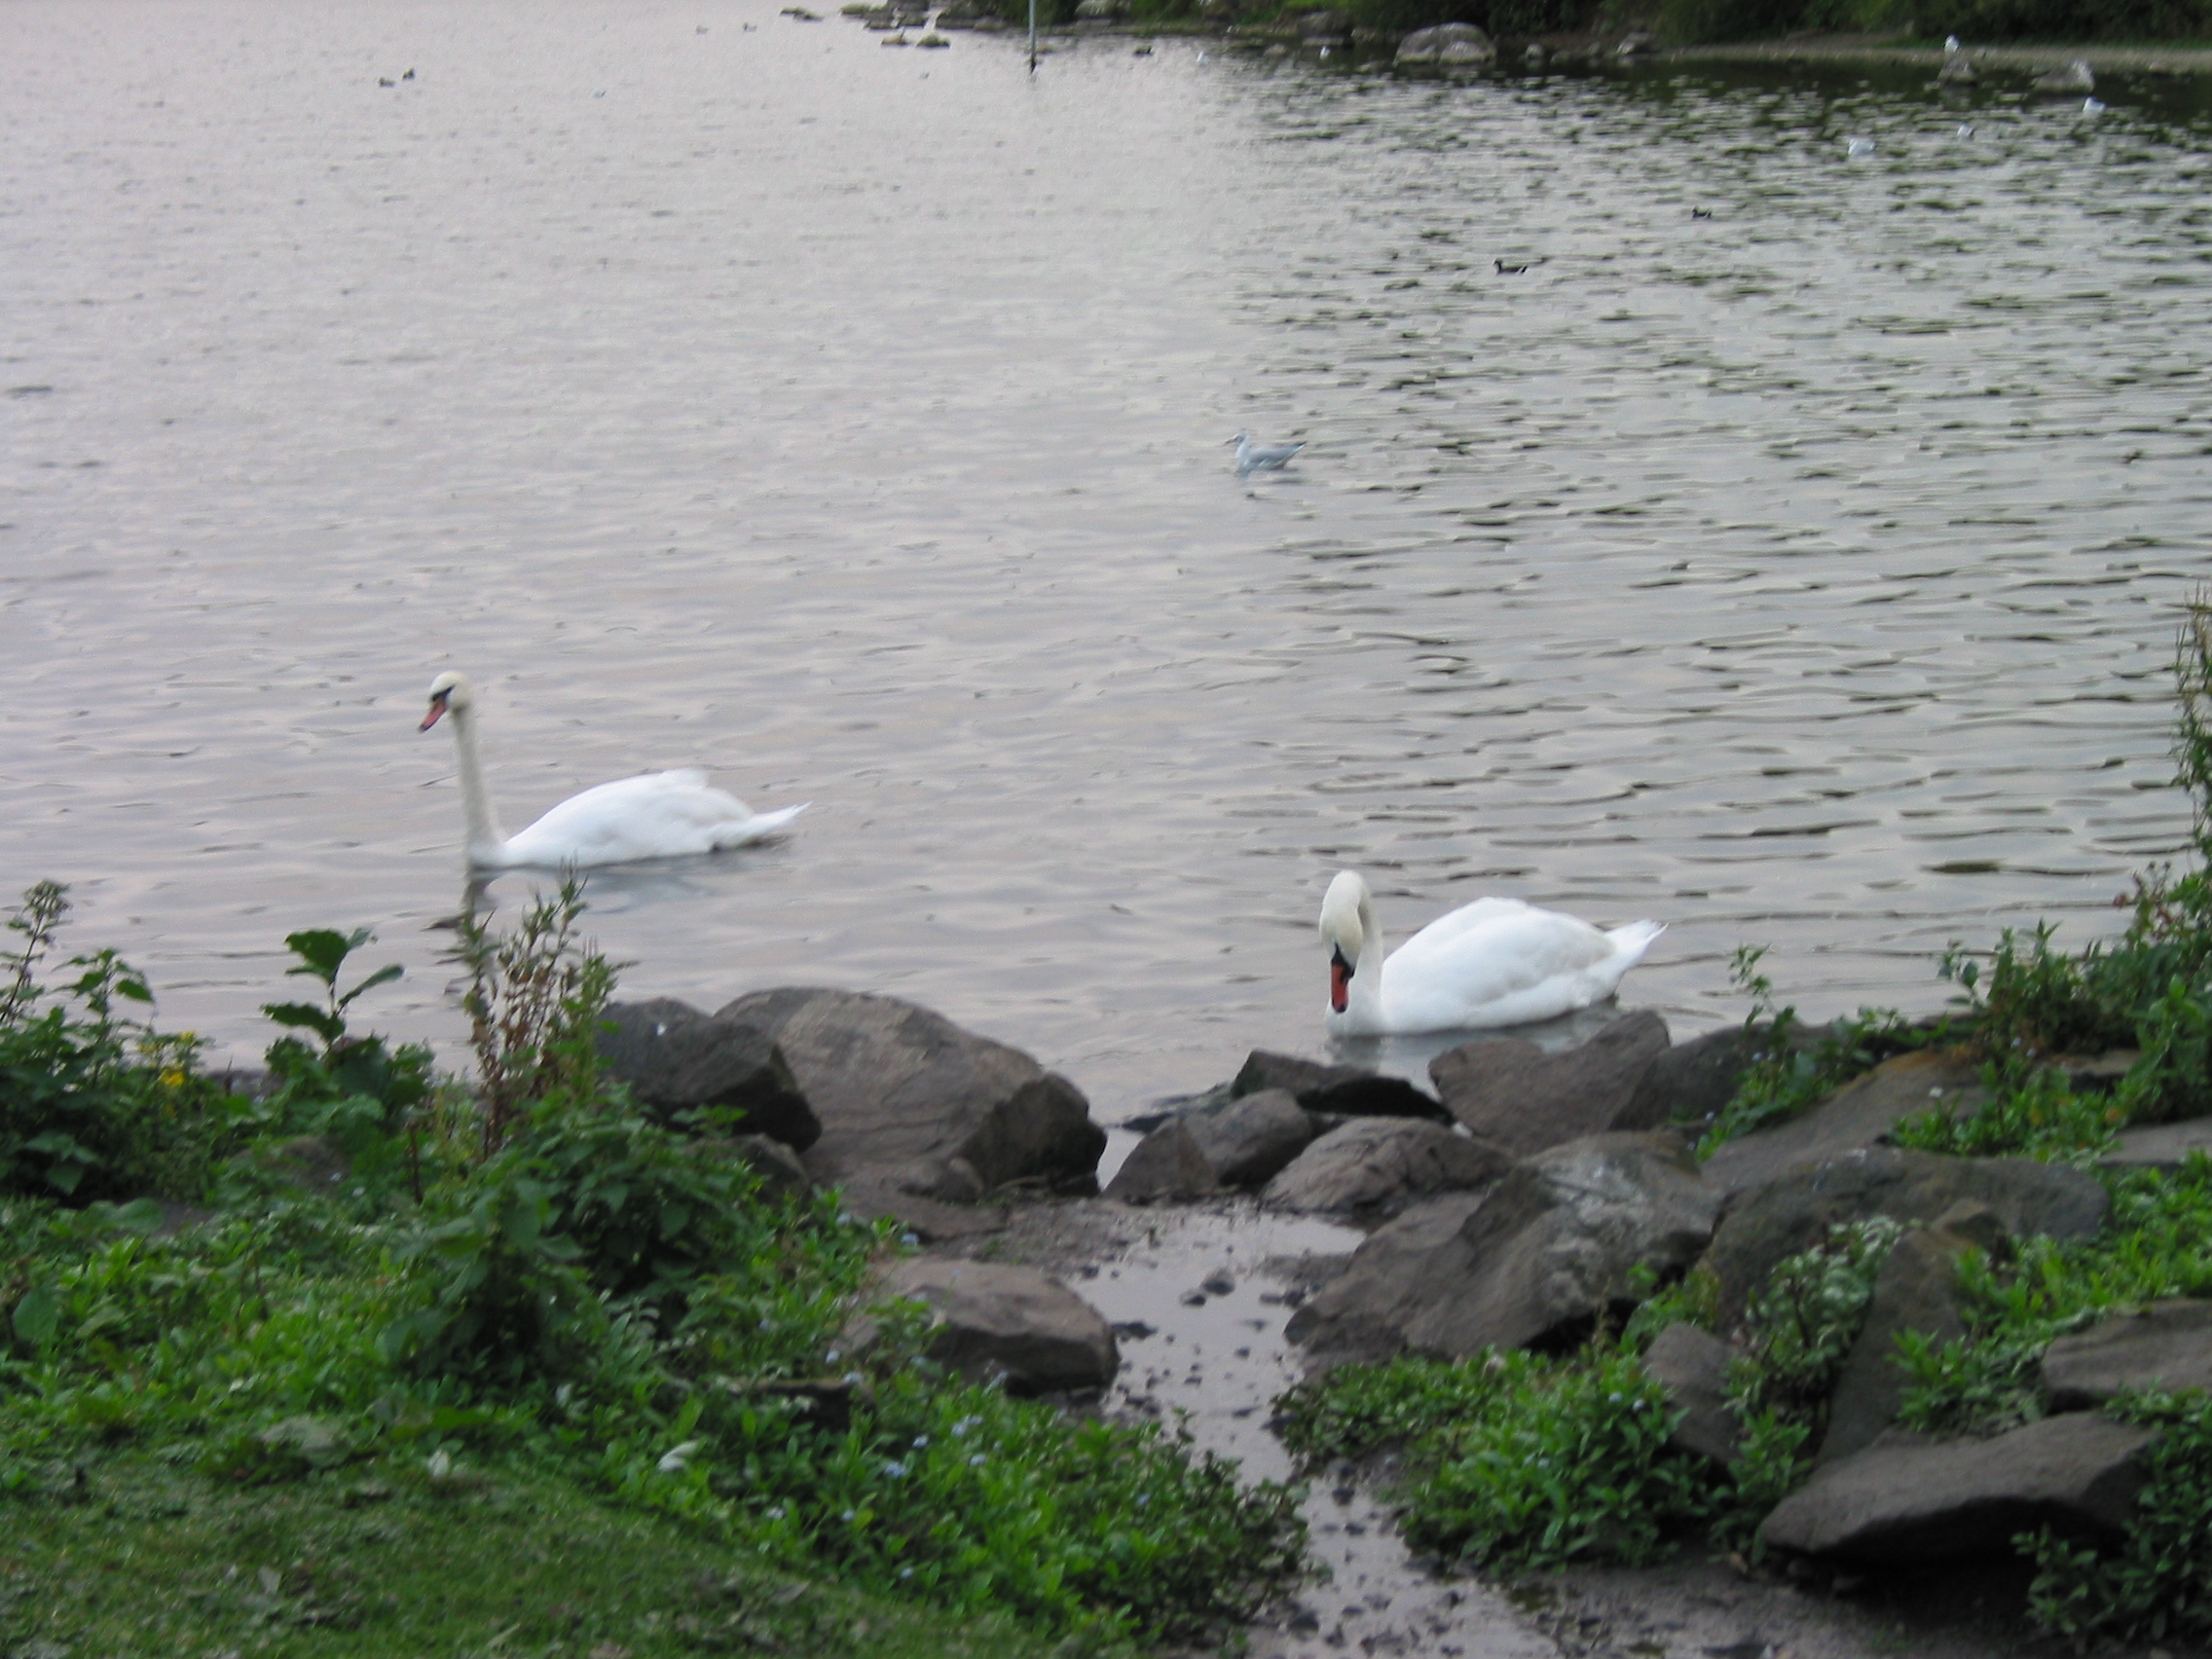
[591,983,2212,1658]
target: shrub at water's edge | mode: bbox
[0,880,1304,1652]
[1277,599,2212,1647]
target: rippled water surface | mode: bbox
[8,1,2212,1120]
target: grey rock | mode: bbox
[1623,1024,1762,1132]
[719,987,1104,1208]
[1263,1117,1503,1218]
[598,998,820,1150]
[1402,1132,1720,1357]
[2043,1301,2212,1410]
[2032,58,2095,92]
[1431,1009,1672,1164]
[1105,1121,1219,1203]
[1819,1225,1978,1464]
[1283,1193,1488,1366]
[865,1258,1119,1394]
[1396,21,1493,65]
[720,1133,814,1203]
[1232,1050,1445,1121]
[256,1415,350,1469]
[1702,1049,1987,1197]
[1298,8,1348,40]
[1187,1088,1316,1188]
[1289,1132,1720,1362]
[2103,1116,2212,1174]
[1642,1322,1741,1464]
[1700,1147,2108,1331]
[1759,1417,2157,1562]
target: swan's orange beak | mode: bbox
[1329,947,1352,1014]
[420,694,448,732]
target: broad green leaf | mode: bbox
[12,1282,59,1349]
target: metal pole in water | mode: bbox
[1029,0,1037,71]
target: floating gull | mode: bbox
[1846,135,1877,159]
[1945,33,1960,51]
[1956,121,1975,137]
[1230,430,1304,476]
[2083,95,2107,114]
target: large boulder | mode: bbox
[1396,21,1493,65]
[597,998,820,1150]
[1104,1122,1218,1204]
[1699,1147,2108,1330]
[2043,1301,2212,1410]
[1623,1024,1763,1131]
[1288,1131,1720,1362]
[1262,1117,1502,1219]
[1231,1050,1445,1122]
[1187,1088,1316,1189]
[860,1258,1119,1394]
[1279,1193,1486,1366]
[1702,1049,1986,1197]
[1759,1417,2157,1563]
[1429,1010,1672,1164]
[2103,1116,2212,1174]
[1818,1223,1980,1463]
[717,988,1104,1211]
[1642,1321,1742,1465]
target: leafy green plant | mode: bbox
[1695,947,1928,1159]
[2023,1391,2212,1647]
[451,878,620,1158]
[1275,1347,1719,1571]
[0,881,240,1202]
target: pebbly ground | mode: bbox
[942,1196,2211,1659]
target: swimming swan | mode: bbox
[1318,869,1662,1037]
[419,671,806,868]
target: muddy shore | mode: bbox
[944,1195,2211,1659]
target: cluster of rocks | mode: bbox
[1109,1006,2212,1575]
[597,987,1116,1397]
[602,980,2212,1584]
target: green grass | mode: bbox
[0,1451,1081,1659]
[0,884,1306,1652]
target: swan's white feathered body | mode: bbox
[421,672,805,869]
[1319,870,1662,1037]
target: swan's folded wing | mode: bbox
[1384,906,1618,1031]
[502,771,754,866]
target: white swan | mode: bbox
[419,671,806,868]
[1318,870,1662,1037]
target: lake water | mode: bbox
[8,1,2212,1126]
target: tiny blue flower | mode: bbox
[883,1459,907,1479]
[969,1453,986,1467]
[911,1435,930,1449]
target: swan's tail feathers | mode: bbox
[1607,919,1666,968]
[720,802,808,846]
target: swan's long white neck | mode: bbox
[1322,872,1390,1035]
[444,702,510,865]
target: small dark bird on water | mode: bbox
[1691,206,1712,218]
[403,67,415,79]
[1495,259,1531,274]
[378,76,394,86]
